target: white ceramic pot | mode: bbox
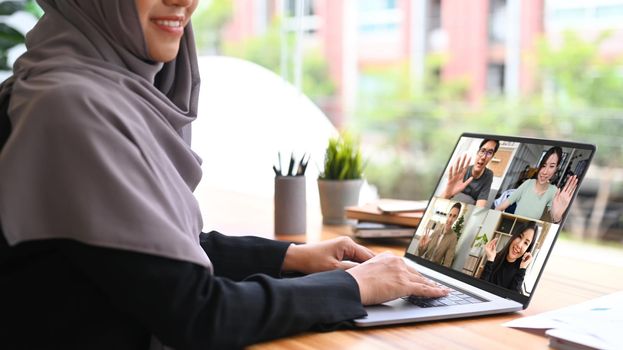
[317,179,363,225]
[470,246,483,256]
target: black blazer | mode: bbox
[0,231,365,349]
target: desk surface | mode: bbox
[200,186,623,350]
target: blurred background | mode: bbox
[2,0,622,245]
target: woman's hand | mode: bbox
[551,175,578,222]
[484,237,498,262]
[443,154,473,199]
[281,237,375,274]
[520,252,533,269]
[346,252,448,305]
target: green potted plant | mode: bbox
[317,132,365,225]
[470,231,489,256]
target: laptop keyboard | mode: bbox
[403,281,484,308]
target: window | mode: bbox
[358,0,401,34]
[285,0,315,17]
[489,0,507,44]
[486,63,505,95]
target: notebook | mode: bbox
[354,132,596,327]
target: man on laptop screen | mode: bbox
[354,133,595,327]
[416,202,462,268]
[440,139,500,207]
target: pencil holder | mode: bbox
[274,176,307,235]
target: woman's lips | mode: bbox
[151,16,184,34]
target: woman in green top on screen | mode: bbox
[495,147,578,223]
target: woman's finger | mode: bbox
[403,262,445,289]
[408,282,448,298]
[567,176,578,194]
[563,176,575,194]
[346,244,375,263]
[407,270,438,288]
[337,261,359,270]
[405,264,426,279]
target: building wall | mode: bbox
[315,0,348,126]
[442,0,489,102]
[222,0,258,42]
[220,0,545,123]
[521,0,544,95]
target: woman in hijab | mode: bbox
[479,221,538,293]
[0,1,446,348]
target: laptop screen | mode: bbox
[405,133,595,303]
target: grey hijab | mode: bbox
[0,0,211,269]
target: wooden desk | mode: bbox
[199,186,623,349]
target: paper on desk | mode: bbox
[504,291,623,350]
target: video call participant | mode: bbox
[479,221,537,292]
[495,146,578,223]
[442,139,499,207]
[417,202,462,268]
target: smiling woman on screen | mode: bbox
[480,221,538,292]
[495,146,578,223]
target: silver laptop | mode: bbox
[354,133,596,327]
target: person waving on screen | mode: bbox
[442,139,499,207]
[479,221,538,292]
[495,147,578,223]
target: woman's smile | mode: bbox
[150,16,185,35]
[136,0,198,62]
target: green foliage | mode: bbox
[363,157,404,197]
[536,31,623,109]
[355,56,469,199]
[0,1,24,15]
[529,30,623,165]
[223,19,335,101]
[452,215,465,238]
[320,133,365,180]
[224,22,282,71]
[473,232,489,248]
[0,0,41,70]
[300,50,336,101]
[359,30,623,202]
[23,0,43,17]
[192,0,233,54]
[0,24,23,68]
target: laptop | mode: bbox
[354,132,596,327]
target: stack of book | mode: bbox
[346,199,427,239]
